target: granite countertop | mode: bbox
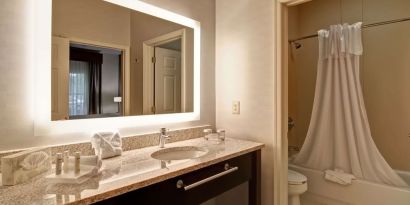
[0,138,264,205]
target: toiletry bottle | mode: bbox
[63,151,69,173]
[217,129,226,141]
[75,152,81,174]
[203,129,213,140]
[56,153,63,175]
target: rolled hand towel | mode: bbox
[91,131,123,159]
[324,169,356,185]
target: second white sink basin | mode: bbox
[151,146,208,161]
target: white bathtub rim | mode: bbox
[289,163,410,191]
[289,163,410,205]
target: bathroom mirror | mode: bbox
[51,0,194,120]
[33,0,200,135]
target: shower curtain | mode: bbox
[293,22,408,187]
[89,61,102,115]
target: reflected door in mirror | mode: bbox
[154,46,181,114]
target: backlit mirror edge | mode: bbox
[33,0,201,136]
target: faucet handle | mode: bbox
[162,135,171,142]
[203,129,213,134]
[160,128,169,135]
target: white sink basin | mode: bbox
[151,146,208,161]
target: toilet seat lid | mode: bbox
[288,170,307,185]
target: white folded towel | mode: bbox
[324,169,356,185]
[91,131,123,159]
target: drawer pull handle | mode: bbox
[176,164,239,191]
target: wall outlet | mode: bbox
[232,101,240,114]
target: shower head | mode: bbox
[292,42,302,49]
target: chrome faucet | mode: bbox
[159,128,170,148]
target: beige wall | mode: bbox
[287,7,299,147]
[215,0,276,204]
[52,0,131,46]
[0,0,215,150]
[288,0,410,171]
[0,0,34,150]
[363,21,410,172]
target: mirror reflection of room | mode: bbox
[68,44,123,119]
[51,0,194,121]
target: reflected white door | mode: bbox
[51,36,69,120]
[154,48,181,114]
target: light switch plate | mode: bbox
[232,101,240,114]
[113,97,122,103]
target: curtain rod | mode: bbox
[289,17,410,43]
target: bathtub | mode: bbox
[289,164,410,205]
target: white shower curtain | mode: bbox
[293,22,408,187]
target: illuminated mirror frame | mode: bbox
[33,0,201,135]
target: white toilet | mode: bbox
[288,169,308,205]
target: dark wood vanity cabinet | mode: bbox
[95,150,261,205]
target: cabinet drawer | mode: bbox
[163,152,253,205]
[95,152,256,205]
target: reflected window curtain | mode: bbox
[70,47,103,116]
[89,61,102,115]
[69,60,90,116]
